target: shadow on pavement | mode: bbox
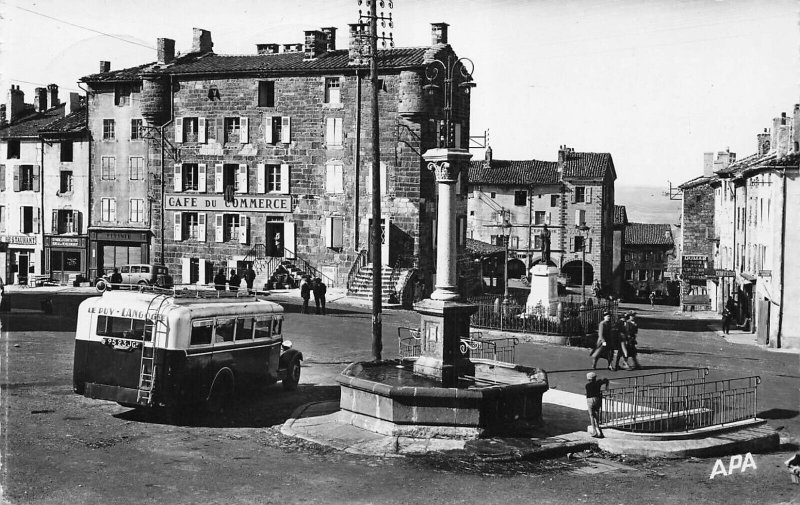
[113,384,341,429]
[758,408,799,420]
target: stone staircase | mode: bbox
[347,264,400,303]
[252,258,310,291]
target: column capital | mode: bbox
[422,148,473,183]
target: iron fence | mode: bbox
[600,376,760,432]
[397,327,518,362]
[610,368,709,389]
[468,296,617,338]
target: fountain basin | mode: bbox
[337,359,548,439]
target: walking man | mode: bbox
[586,372,609,438]
[614,314,631,370]
[228,269,241,292]
[591,312,615,370]
[626,312,641,370]
[722,296,735,335]
[649,291,656,307]
[312,277,327,315]
[213,269,227,291]
[244,265,257,294]
[299,276,311,314]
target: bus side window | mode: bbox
[236,317,254,342]
[273,317,282,336]
[254,317,272,339]
[191,320,214,346]
[215,318,235,343]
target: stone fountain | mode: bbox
[337,148,549,438]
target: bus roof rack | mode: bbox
[105,284,264,301]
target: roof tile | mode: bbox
[624,223,673,246]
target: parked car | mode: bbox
[95,264,174,291]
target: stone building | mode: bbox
[620,222,677,302]
[79,23,473,295]
[466,145,617,290]
[0,84,69,285]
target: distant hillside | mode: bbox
[615,185,681,225]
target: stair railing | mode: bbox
[243,243,267,264]
[282,247,336,288]
[347,249,369,292]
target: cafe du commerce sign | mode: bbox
[166,195,292,213]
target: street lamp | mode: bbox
[423,54,476,148]
[501,210,512,305]
[576,224,590,304]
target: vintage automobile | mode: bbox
[95,264,174,291]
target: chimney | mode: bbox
[191,28,213,54]
[431,23,449,45]
[0,104,6,127]
[776,124,791,157]
[157,38,176,64]
[348,23,368,65]
[68,92,82,114]
[34,87,47,112]
[321,27,337,51]
[256,43,280,55]
[99,61,111,73]
[283,43,302,53]
[558,145,571,164]
[47,84,59,107]
[304,30,327,60]
[703,152,714,177]
[757,128,771,155]
[793,104,800,153]
[8,85,25,122]
[484,146,492,163]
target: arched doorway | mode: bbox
[507,258,527,280]
[561,260,594,286]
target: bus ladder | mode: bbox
[138,294,170,406]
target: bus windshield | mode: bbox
[96,315,146,341]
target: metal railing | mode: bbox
[346,249,369,292]
[468,296,617,337]
[600,376,761,433]
[397,326,518,362]
[242,244,336,288]
[611,368,709,389]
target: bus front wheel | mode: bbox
[282,359,301,391]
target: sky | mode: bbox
[1,0,798,193]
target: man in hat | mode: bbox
[586,372,609,438]
[626,312,641,370]
[591,312,615,370]
[614,313,632,370]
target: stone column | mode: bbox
[424,148,473,301]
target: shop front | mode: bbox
[44,235,88,285]
[88,229,150,281]
[0,235,40,285]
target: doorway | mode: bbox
[16,251,30,284]
[266,220,284,257]
[367,218,390,266]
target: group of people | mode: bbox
[213,266,257,294]
[590,310,640,371]
[299,276,327,315]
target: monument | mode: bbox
[526,224,559,316]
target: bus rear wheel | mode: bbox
[282,359,301,391]
[206,375,233,414]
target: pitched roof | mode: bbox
[614,205,628,225]
[678,174,716,189]
[39,107,88,136]
[560,151,615,179]
[81,47,441,82]
[465,238,505,256]
[468,159,559,185]
[0,103,67,139]
[624,223,674,246]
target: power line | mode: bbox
[14,6,155,50]
[5,78,82,93]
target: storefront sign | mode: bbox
[47,236,86,248]
[166,195,292,213]
[0,235,37,246]
[715,269,735,278]
[94,231,148,242]
[758,270,772,278]
[681,255,708,281]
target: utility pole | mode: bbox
[358,0,393,361]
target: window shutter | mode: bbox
[76,211,82,234]
[454,123,462,149]
[174,212,182,241]
[587,237,593,253]
[327,216,344,248]
[237,164,248,193]
[181,257,190,284]
[326,165,335,193]
[198,163,207,192]
[175,117,183,143]
[324,217,333,247]
[13,166,20,192]
[380,162,387,195]
[546,212,551,225]
[586,187,592,204]
[257,163,265,194]
[281,116,291,143]
[34,207,40,233]
[0,164,5,191]
[279,163,290,194]
[575,209,584,226]
[238,214,248,244]
[326,118,335,146]
[198,212,206,242]
[571,188,577,204]
[284,221,295,258]
[52,210,58,234]
[335,117,343,145]
[110,200,116,222]
[174,164,182,192]
[19,206,24,232]
[214,164,223,193]
[240,116,249,144]
[33,165,40,192]
[570,236,575,252]
[215,214,224,242]
[198,117,207,143]
[264,115,273,143]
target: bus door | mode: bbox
[186,319,215,403]
[232,317,258,384]
[211,317,236,382]
[254,316,282,382]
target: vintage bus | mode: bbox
[73,288,302,411]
